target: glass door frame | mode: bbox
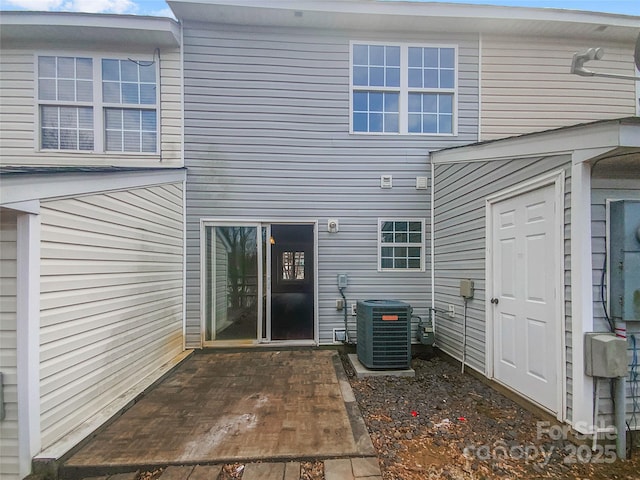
[200,220,264,346]
[200,219,318,347]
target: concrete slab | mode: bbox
[283,462,300,480]
[347,354,415,378]
[324,459,353,480]
[106,473,138,480]
[189,465,222,480]
[351,457,382,477]
[242,462,285,479]
[62,350,374,477]
[157,466,193,480]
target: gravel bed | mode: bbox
[342,350,640,480]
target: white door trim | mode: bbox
[485,169,566,420]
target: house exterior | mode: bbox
[167,1,638,343]
[0,12,186,478]
[0,1,639,477]
[167,0,639,451]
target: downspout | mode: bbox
[179,18,190,351]
[477,32,482,143]
[430,158,436,343]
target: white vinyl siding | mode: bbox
[0,209,19,479]
[182,22,480,347]
[38,183,184,449]
[432,155,572,415]
[591,180,640,432]
[481,36,637,141]
[0,47,182,167]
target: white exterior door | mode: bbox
[491,183,559,412]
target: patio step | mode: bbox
[71,457,382,480]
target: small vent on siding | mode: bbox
[416,176,428,190]
[380,175,392,189]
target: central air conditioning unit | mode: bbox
[357,299,411,370]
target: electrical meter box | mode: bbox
[609,200,640,321]
[460,279,474,299]
[584,333,628,378]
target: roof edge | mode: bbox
[431,117,640,164]
[167,0,640,28]
[0,11,181,47]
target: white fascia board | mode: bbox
[167,0,639,43]
[0,11,180,47]
[1,200,40,215]
[431,121,639,165]
[620,124,640,147]
[0,169,186,205]
[168,0,639,26]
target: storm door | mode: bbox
[269,224,314,340]
[204,224,264,342]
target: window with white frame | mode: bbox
[102,59,157,152]
[37,54,158,153]
[379,219,425,271]
[38,56,94,150]
[351,43,456,135]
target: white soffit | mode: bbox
[167,0,640,42]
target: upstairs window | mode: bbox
[351,42,457,135]
[352,44,400,133]
[38,56,94,150]
[407,47,455,134]
[37,54,158,153]
[103,59,157,153]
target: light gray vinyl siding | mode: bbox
[481,36,637,141]
[0,209,19,479]
[39,183,184,449]
[182,22,480,346]
[0,47,182,167]
[433,154,572,416]
[591,179,640,431]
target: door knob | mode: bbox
[490,298,499,304]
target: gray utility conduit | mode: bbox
[338,286,350,343]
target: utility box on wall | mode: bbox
[609,200,640,321]
[585,333,628,378]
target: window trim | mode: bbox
[34,51,159,155]
[349,41,458,136]
[377,218,426,272]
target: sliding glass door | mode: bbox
[204,224,263,342]
[202,221,315,345]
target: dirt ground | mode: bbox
[342,351,640,480]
